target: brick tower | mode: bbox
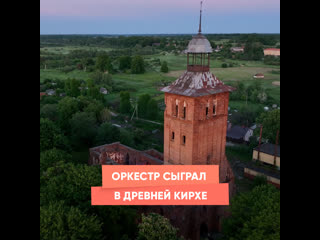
[161,8,234,183]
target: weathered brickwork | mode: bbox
[89,142,163,166]
[163,92,233,183]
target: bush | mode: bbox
[161,61,169,73]
[137,213,182,240]
[40,202,103,240]
[222,63,228,68]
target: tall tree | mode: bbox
[57,97,80,131]
[256,109,280,144]
[138,94,151,118]
[131,56,145,74]
[96,54,113,73]
[119,56,132,71]
[161,61,169,73]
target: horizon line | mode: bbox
[40,32,280,36]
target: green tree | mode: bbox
[83,101,104,123]
[147,99,159,120]
[160,61,169,73]
[40,104,58,122]
[40,162,101,209]
[86,79,105,102]
[222,185,280,240]
[40,148,71,173]
[40,118,69,152]
[69,112,97,147]
[256,109,280,144]
[137,213,182,240]
[58,97,80,131]
[131,56,145,74]
[40,162,138,239]
[99,108,112,123]
[65,78,81,97]
[230,105,261,127]
[95,123,121,146]
[90,71,113,87]
[120,91,132,114]
[40,202,103,240]
[244,41,264,61]
[138,94,151,118]
[120,129,135,148]
[119,56,132,71]
[96,54,113,73]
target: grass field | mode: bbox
[40,50,280,111]
[40,46,114,55]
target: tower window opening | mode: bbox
[172,132,175,141]
[182,136,186,145]
[213,104,216,115]
[183,107,186,119]
[207,155,211,164]
[206,107,209,116]
[176,105,179,117]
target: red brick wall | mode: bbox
[89,142,163,166]
[164,92,229,168]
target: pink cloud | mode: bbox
[40,0,280,17]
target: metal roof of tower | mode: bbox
[186,33,213,53]
[186,1,212,53]
[161,72,234,97]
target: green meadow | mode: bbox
[40,49,280,112]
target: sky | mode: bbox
[40,0,280,34]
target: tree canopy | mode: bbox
[137,213,182,240]
[256,109,280,144]
[222,184,280,240]
[131,56,145,74]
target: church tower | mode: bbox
[161,4,234,182]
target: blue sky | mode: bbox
[40,0,280,34]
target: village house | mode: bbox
[244,143,280,188]
[253,143,280,168]
[227,124,254,144]
[45,89,56,96]
[264,48,280,57]
[254,73,265,79]
[214,45,223,52]
[230,46,244,53]
[100,87,108,95]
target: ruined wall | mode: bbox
[89,142,163,166]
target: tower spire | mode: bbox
[198,1,203,34]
